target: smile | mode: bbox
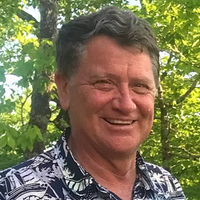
[104,118,134,125]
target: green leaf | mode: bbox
[21,142,27,152]
[0,135,7,148]
[9,127,18,137]
[7,136,15,149]
[0,67,6,82]
[34,126,43,141]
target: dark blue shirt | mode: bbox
[0,128,186,199]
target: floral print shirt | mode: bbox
[0,128,186,200]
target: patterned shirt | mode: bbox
[0,128,186,200]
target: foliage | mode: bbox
[0,0,200,199]
[0,148,24,171]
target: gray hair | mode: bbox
[56,6,160,87]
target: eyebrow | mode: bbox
[129,77,154,84]
[89,73,120,81]
[90,73,154,85]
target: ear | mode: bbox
[55,71,69,110]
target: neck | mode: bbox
[68,135,137,200]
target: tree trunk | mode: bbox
[158,85,171,172]
[25,0,57,159]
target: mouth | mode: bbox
[104,118,134,125]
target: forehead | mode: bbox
[71,35,155,87]
[83,36,150,66]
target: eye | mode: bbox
[130,83,150,94]
[93,80,115,91]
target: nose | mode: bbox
[112,87,136,114]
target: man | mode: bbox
[0,6,186,200]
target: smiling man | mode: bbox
[0,6,186,200]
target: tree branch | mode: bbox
[17,9,39,28]
[160,52,173,81]
[171,145,200,159]
[176,72,200,104]
[21,92,32,127]
[172,153,200,160]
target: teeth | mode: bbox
[106,119,133,125]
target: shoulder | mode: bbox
[145,161,174,177]
[144,162,186,199]
[0,148,64,200]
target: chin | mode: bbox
[105,140,139,157]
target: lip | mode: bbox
[104,118,134,125]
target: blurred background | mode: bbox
[0,0,200,199]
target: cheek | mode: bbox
[84,90,114,110]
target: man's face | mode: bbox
[56,35,156,156]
